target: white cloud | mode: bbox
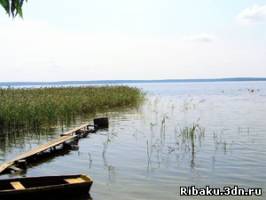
[237,4,266,24]
[184,33,216,43]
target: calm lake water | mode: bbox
[0,81,266,199]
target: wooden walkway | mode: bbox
[60,123,91,136]
[0,123,92,174]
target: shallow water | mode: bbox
[0,81,266,199]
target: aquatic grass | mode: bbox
[180,124,205,141]
[178,123,205,168]
[0,86,144,129]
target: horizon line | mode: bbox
[1,77,266,86]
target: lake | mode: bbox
[0,81,266,199]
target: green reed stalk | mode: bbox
[0,86,144,129]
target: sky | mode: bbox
[0,0,266,81]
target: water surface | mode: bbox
[0,81,266,199]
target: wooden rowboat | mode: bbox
[0,174,93,199]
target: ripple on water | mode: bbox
[0,82,266,200]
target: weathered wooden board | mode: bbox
[0,134,77,174]
[60,123,89,136]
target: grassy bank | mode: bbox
[0,86,144,129]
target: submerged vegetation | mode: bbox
[0,86,144,129]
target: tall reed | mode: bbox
[0,86,144,129]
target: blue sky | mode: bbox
[0,0,266,81]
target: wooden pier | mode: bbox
[0,123,95,174]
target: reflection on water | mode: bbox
[63,194,92,200]
[0,128,55,162]
[0,81,266,199]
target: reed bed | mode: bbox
[0,86,144,129]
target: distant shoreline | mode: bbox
[1,77,266,86]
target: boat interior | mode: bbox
[0,175,92,191]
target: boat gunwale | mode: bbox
[0,174,93,193]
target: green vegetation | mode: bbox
[180,124,205,140]
[0,0,26,17]
[0,86,144,129]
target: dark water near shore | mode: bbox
[0,81,266,199]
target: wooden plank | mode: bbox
[61,123,89,136]
[65,178,85,184]
[14,135,77,161]
[10,181,25,190]
[0,135,77,174]
[0,123,92,174]
[0,163,12,174]
[9,165,23,172]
